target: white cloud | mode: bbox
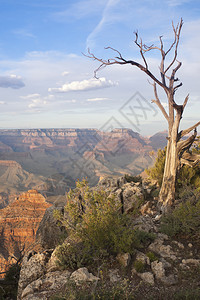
[21,93,40,99]
[49,77,117,92]
[86,0,121,49]
[87,97,109,102]
[0,101,5,105]
[62,71,70,76]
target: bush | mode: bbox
[50,279,135,300]
[55,237,92,270]
[146,148,166,187]
[54,179,156,270]
[160,193,200,238]
[146,139,200,191]
[55,179,147,269]
[146,251,158,262]
[125,174,142,183]
[133,260,145,273]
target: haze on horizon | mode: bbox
[0,0,199,135]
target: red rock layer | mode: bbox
[0,190,51,277]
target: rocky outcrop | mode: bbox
[17,248,101,300]
[0,190,51,276]
[16,175,200,299]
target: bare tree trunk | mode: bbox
[159,135,177,211]
[86,18,200,212]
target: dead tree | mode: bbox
[86,18,200,212]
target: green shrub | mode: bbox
[55,179,147,269]
[133,260,145,273]
[146,148,166,187]
[125,174,142,183]
[146,139,200,191]
[50,279,135,300]
[133,230,155,249]
[160,195,200,238]
[146,251,158,262]
[55,237,92,270]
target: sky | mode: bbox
[0,0,199,135]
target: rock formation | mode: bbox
[0,190,51,276]
[17,176,200,299]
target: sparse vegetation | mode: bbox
[125,174,142,183]
[146,139,200,193]
[146,251,158,262]
[54,179,155,270]
[50,279,135,300]
[160,193,200,238]
[133,260,145,273]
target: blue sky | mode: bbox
[0,0,199,135]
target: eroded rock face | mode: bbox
[17,250,100,299]
[0,190,51,276]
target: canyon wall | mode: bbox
[0,190,51,276]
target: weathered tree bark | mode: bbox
[86,18,200,211]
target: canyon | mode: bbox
[0,189,51,276]
[0,128,167,276]
[0,128,167,207]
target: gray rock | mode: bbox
[172,241,184,249]
[108,269,121,283]
[135,251,149,265]
[160,274,178,286]
[122,184,144,213]
[70,267,99,285]
[18,251,49,299]
[133,215,157,232]
[148,238,176,260]
[21,270,71,300]
[36,205,66,249]
[181,258,200,266]
[151,261,165,279]
[117,253,131,267]
[138,272,155,285]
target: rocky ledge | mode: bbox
[16,176,200,299]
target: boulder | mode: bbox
[116,253,131,267]
[151,261,165,279]
[20,270,71,300]
[108,269,121,283]
[122,183,144,213]
[138,272,155,285]
[18,251,50,298]
[36,205,66,249]
[70,267,99,285]
[148,238,176,261]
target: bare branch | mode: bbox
[165,21,177,56]
[178,121,200,139]
[164,18,183,74]
[177,129,197,153]
[180,157,200,167]
[151,82,169,121]
[183,94,189,110]
[85,47,169,92]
